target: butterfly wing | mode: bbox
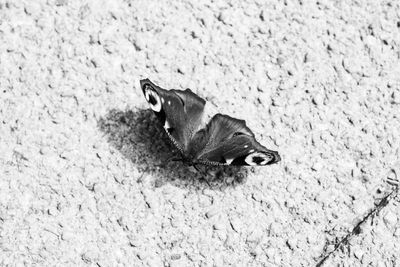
[190,114,280,166]
[140,79,206,152]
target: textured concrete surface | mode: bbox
[1,0,399,266]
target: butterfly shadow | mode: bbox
[97,109,250,190]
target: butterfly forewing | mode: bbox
[140,79,206,151]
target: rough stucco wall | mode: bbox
[0,0,399,266]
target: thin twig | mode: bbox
[316,185,399,266]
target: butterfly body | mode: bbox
[140,79,280,167]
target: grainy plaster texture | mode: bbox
[0,0,399,266]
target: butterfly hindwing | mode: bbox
[192,114,280,166]
[140,79,206,151]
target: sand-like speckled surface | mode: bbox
[1,0,399,266]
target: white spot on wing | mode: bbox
[244,145,248,148]
[249,149,255,153]
[168,101,171,105]
[164,120,170,130]
[225,158,234,165]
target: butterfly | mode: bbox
[140,78,280,169]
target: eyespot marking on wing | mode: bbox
[245,152,274,166]
[144,88,162,112]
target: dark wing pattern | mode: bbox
[140,79,206,152]
[191,114,280,166]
